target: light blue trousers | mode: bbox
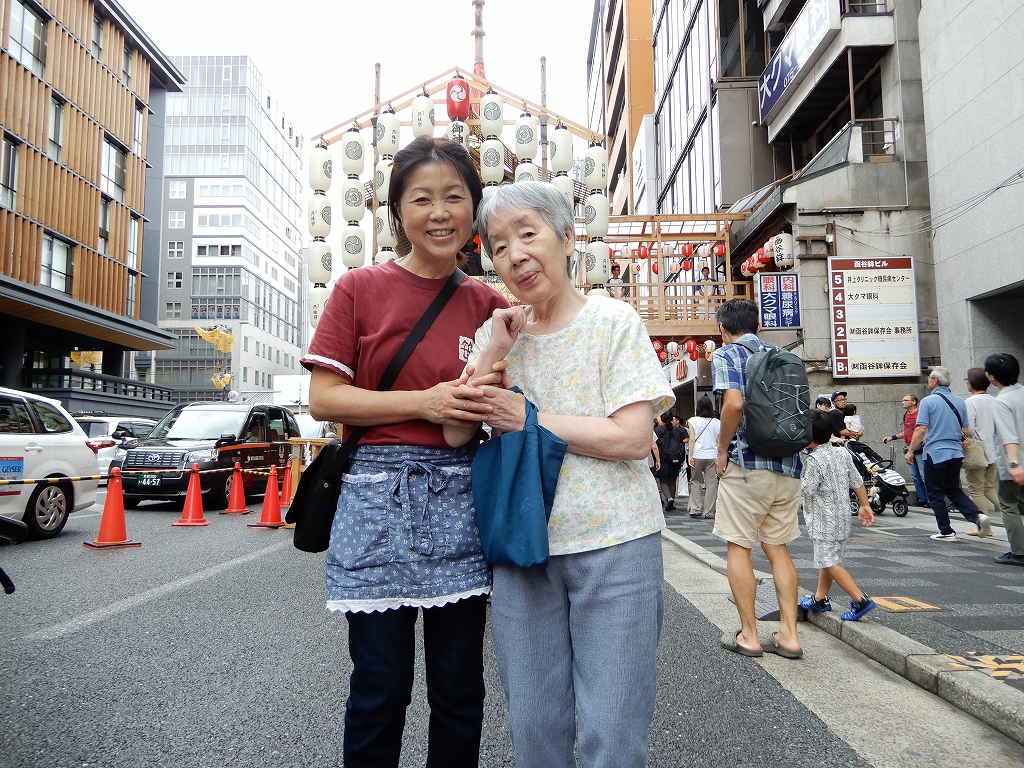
[491,533,664,768]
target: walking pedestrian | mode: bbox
[906,366,992,541]
[712,299,803,659]
[883,394,927,507]
[983,353,1024,566]
[799,411,877,621]
[686,396,720,519]
[964,367,999,531]
[655,414,686,510]
[304,136,509,767]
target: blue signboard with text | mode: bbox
[758,273,801,329]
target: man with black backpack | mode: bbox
[655,414,687,510]
[711,299,812,660]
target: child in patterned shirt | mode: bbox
[799,411,877,621]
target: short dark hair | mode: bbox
[815,396,832,408]
[811,410,833,445]
[984,353,1020,387]
[966,367,990,392]
[716,299,759,336]
[903,394,918,405]
[695,395,715,418]
[389,136,483,256]
[843,403,857,416]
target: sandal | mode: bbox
[760,632,803,659]
[720,629,763,657]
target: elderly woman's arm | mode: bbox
[308,366,495,427]
[479,387,654,462]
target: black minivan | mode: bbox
[109,403,301,508]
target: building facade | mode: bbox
[0,0,182,415]
[152,55,304,402]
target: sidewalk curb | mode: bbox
[660,529,1024,747]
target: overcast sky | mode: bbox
[117,0,596,141]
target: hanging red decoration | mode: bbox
[684,339,698,355]
[682,259,693,271]
[637,244,649,259]
[446,75,469,121]
[652,339,663,351]
[681,243,693,257]
[658,350,668,362]
[713,243,726,257]
[651,261,659,274]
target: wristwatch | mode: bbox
[1011,461,1021,469]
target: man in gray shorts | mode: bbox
[711,299,804,659]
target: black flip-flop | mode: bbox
[761,632,803,659]
[720,630,763,657]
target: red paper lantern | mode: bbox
[681,243,693,257]
[658,350,668,362]
[713,243,726,257]
[446,75,469,121]
[652,339,663,351]
[684,339,698,355]
[637,244,649,259]
[651,261,659,274]
[682,259,693,271]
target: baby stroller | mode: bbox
[845,440,909,517]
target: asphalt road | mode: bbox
[0,496,1020,767]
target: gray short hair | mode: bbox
[476,181,575,259]
[929,366,952,387]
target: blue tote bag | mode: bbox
[471,388,568,568]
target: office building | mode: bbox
[0,0,182,415]
[153,55,304,402]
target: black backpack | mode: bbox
[735,339,812,457]
[658,426,685,464]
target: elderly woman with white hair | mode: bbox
[444,181,674,768]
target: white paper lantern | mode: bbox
[703,339,716,354]
[341,130,365,176]
[552,175,575,209]
[479,91,504,139]
[375,205,398,249]
[374,249,395,265]
[584,193,609,239]
[549,126,573,174]
[341,225,365,268]
[341,178,366,223]
[482,185,498,199]
[307,195,331,238]
[666,341,679,356]
[480,138,505,184]
[587,287,610,298]
[308,146,332,192]
[411,94,435,138]
[446,119,469,149]
[376,111,401,157]
[480,251,494,272]
[375,158,393,204]
[773,232,795,269]
[585,240,610,286]
[514,114,538,161]
[306,240,332,284]
[514,162,538,183]
[584,144,608,191]
[308,285,330,328]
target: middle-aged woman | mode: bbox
[303,136,509,768]
[687,395,721,519]
[445,181,674,768]
[965,366,1000,523]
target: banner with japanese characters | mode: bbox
[757,273,801,329]
[828,257,921,378]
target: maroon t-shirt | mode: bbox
[301,259,508,447]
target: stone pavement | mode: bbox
[665,497,1024,694]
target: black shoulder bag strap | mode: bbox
[935,392,964,429]
[321,269,466,476]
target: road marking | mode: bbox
[872,595,942,612]
[24,539,292,641]
[948,653,1024,681]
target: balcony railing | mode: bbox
[854,118,898,160]
[23,369,174,401]
[842,0,890,14]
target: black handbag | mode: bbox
[286,269,466,552]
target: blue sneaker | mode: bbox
[841,597,876,621]
[798,595,831,612]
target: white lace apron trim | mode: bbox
[326,586,491,614]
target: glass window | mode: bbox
[168,210,184,228]
[126,273,136,316]
[30,400,72,433]
[165,302,181,319]
[168,240,184,259]
[40,234,72,293]
[743,0,765,77]
[133,105,144,156]
[91,14,102,60]
[122,45,132,88]
[98,198,110,255]
[196,244,207,256]
[719,0,742,78]
[0,397,34,434]
[167,271,183,289]
[0,138,16,209]
[128,216,139,267]
[100,139,126,202]
[47,97,63,162]
[168,180,186,198]
[8,0,47,79]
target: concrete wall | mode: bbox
[718,87,776,206]
[919,0,1024,379]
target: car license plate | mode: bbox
[138,475,162,487]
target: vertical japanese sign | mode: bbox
[829,257,921,378]
[757,273,801,328]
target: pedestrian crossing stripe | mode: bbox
[872,596,942,612]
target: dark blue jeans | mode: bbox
[343,595,487,768]
[924,456,981,535]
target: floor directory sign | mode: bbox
[828,256,921,378]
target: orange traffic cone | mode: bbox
[173,464,209,527]
[222,462,249,516]
[279,458,293,508]
[84,468,142,549]
[249,465,285,529]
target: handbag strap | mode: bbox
[340,269,467,453]
[691,417,713,442]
